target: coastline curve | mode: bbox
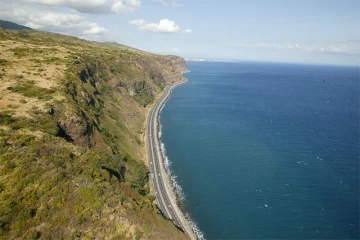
[147,78,200,240]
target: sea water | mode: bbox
[159,61,359,239]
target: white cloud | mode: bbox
[153,0,167,6]
[152,0,183,7]
[0,3,108,40]
[171,1,183,7]
[231,41,360,55]
[84,23,107,35]
[170,47,180,53]
[129,19,146,26]
[129,18,191,34]
[183,29,192,33]
[17,0,141,15]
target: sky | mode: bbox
[1,0,359,66]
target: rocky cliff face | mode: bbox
[0,29,188,239]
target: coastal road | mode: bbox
[147,80,196,240]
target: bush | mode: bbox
[7,81,56,100]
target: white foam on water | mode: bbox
[158,122,205,240]
[185,212,205,240]
[155,80,205,239]
[159,124,162,138]
[159,101,166,113]
[159,138,184,201]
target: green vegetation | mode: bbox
[0,28,188,239]
[0,59,9,66]
[10,47,44,57]
[7,80,56,100]
[133,89,155,107]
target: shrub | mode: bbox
[7,81,56,100]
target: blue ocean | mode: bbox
[159,61,359,239]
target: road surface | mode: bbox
[147,80,196,240]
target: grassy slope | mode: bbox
[0,29,188,240]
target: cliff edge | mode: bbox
[0,28,188,239]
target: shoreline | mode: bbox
[147,76,201,240]
[158,113,205,240]
[157,78,205,240]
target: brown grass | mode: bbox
[0,40,68,117]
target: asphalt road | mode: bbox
[147,80,196,239]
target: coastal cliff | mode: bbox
[0,29,188,239]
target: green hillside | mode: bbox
[0,20,32,31]
[0,28,188,239]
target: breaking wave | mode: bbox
[158,122,205,240]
